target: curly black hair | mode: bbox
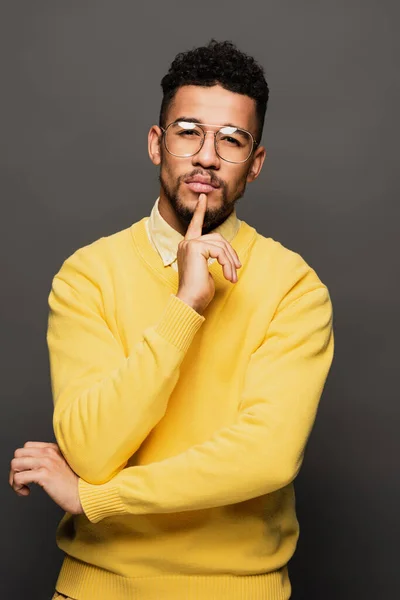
[159,39,269,142]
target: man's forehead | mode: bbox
[167,85,257,132]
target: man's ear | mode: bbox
[246,145,267,183]
[148,125,163,166]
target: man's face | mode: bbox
[149,84,266,234]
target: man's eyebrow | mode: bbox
[173,116,203,124]
[173,116,248,133]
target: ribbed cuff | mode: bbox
[154,294,205,353]
[79,478,126,523]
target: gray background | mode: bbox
[1,2,399,599]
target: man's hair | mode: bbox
[159,39,269,142]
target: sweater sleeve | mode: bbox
[78,285,334,521]
[47,246,205,485]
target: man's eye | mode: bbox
[221,136,241,146]
[179,130,200,136]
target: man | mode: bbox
[9,40,334,600]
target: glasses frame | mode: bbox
[160,121,259,164]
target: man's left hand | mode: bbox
[9,441,84,515]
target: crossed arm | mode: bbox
[10,249,334,521]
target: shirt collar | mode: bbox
[146,197,241,267]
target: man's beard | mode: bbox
[159,165,248,234]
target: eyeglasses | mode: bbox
[160,120,259,164]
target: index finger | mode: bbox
[184,193,208,240]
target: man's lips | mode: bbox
[185,176,220,194]
[186,182,218,193]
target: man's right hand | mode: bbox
[175,193,242,315]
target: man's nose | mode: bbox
[192,132,220,169]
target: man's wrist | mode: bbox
[175,293,204,315]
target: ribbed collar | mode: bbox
[130,213,257,294]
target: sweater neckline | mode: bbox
[130,216,257,293]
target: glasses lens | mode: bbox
[216,126,253,163]
[165,122,204,157]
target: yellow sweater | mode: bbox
[47,204,334,600]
